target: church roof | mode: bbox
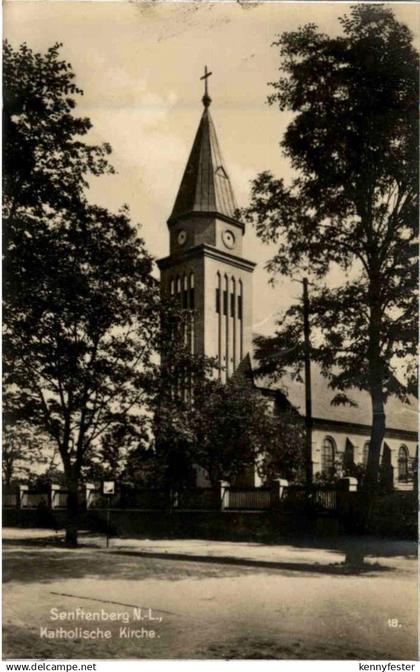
[169,104,238,223]
[247,354,418,435]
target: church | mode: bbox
[157,72,417,492]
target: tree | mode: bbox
[3,41,159,545]
[256,406,306,485]
[5,203,158,546]
[3,386,58,486]
[154,346,305,489]
[3,41,112,221]
[192,376,305,486]
[151,304,219,491]
[2,422,53,487]
[244,5,418,492]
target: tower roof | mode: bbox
[169,104,238,223]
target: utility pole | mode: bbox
[302,277,313,487]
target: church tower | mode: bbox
[157,69,255,381]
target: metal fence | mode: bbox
[1,483,356,515]
[228,487,272,510]
[21,493,49,508]
[314,488,337,511]
[3,494,18,508]
[51,490,69,509]
[4,485,276,511]
[285,485,339,512]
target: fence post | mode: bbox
[12,486,20,510]
[336,477,357,521]
[270,478,288,509]
[338,477,358,492]
[219,481,230,511]
[84,483,96,510]
[50,484,61,509]
[18,484,28,509]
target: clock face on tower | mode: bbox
[222,229,235,250]
[177,230,187,246]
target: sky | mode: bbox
[4,1,420,336]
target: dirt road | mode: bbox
[3,529,417,660]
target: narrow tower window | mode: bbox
[216,272,222,380]
[189,272,195,309]
[183,274,188,308]
[231,276,236,370]
[238,279,243,361]
[224,274,229,378]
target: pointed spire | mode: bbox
[169,70,238,223]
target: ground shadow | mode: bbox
[266,535,418,562]
[3,530,415,584]
[109,548,394,576]
[3,546,285,585]
[2,532,96,549]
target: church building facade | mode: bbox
[158,74,417,492]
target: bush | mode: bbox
[369,492,417,539]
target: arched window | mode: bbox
[170,278,175,296]
[343,439,354,471]
[382,443,391,466]
[398,445,409,482]
[380,443,393,489]
[321,436,336,476]
[362,442,370,466]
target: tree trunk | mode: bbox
[359,382,386,534]
[364,268,386,501]
[365,384,386,492]
[65,475,80,547]
[344,546,365,568]
[4,463,12,488]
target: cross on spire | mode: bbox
[200,65,212,107]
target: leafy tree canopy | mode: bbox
[154,359,305,488]
[3,40,112,219]
[2,421,54,487]
[3,41,159,543]
[244,5,418,489]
